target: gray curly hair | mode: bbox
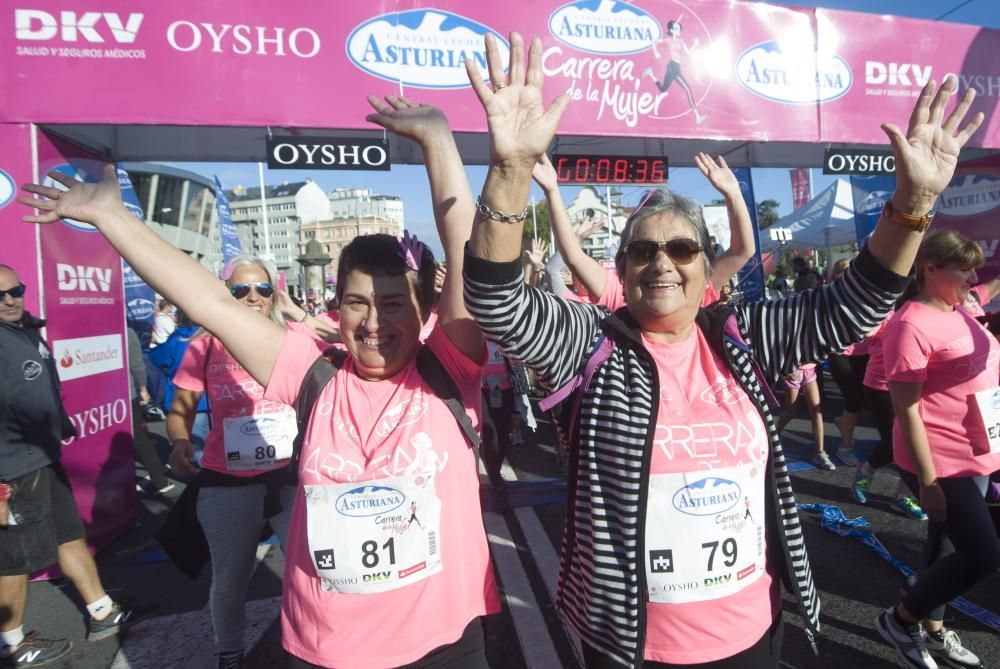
[614,189,713,277]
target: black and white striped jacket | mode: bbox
[465,246,908,667]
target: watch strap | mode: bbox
[882,200,933,233]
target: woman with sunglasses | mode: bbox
[461,32,981,668]
[20,94,497,669]
[166,254,310,669]
[531,151,755,312]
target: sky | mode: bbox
[165,0,1000,258]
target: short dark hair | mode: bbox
[335,234,437,315]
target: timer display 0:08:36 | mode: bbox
[555,156,667,184]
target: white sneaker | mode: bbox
[812,451,836,470]
[926,628,983,668]
[642,66,654,80]
[874,607,939,669]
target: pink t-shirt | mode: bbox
[885,300,1000,478]
[174,336,304,477]
[265,327,499,668]
[641,329,779,664]
[862,315,895,392]
[419,306,439,342]
[598,269,721,311]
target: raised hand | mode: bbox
[882,76,983,213]
[532,154,560,192]
[365,95,450,146]
[20,164,127,227]
[523,238,549,268]
[575,218,606,241]
[694,152,739,199]
[466,32,570,167]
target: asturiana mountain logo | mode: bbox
[346,9,509,89]
[671,477,741,516]
[937,173,1000,218]
[549,0,661,55]
[736,40,851,104]
[336,485,406,517]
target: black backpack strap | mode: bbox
[415,346,482,449]
[287,348,347,484]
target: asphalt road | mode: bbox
[19,373,1000,668]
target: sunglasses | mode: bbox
[0,284,26,300]
[622,239,703,265]
[229,282,274,299]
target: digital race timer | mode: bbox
[552,154,668,185]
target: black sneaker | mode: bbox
[874,607,939,669]
[217,650,244,669]
[87,602,158,641]
[1,633,72,667]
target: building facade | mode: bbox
[328,188,404,227]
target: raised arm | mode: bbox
[695,153,755,292]
[743,76,984,378]
[533,154,608,300]
[465,33,569,263]
[868,76,982,276]
[20,168,284,386]
[366,95,483,360]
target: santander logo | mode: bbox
[60,351,74,368]
[346,9,509,89]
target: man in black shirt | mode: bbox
[0,265,153,667]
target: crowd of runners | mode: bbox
[2,30,998,669]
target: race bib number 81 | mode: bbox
[304,473,443,594]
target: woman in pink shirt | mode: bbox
[167,254,300,668]
[21,97,499,668]
[877,229,1000,669]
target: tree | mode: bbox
[523,198,552,249]
[757,199,780,230]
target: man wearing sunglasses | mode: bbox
[0,265,153,667]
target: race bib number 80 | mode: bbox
[222,412,296,471]
[304,473,443,594]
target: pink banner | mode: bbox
[790,168,811,209]
[0,124,41,316]
[35,133,137,551]
[2,1,997,147]
[933,153,1000,284]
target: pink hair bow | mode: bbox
[397,230,425,272]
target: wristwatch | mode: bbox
[881,200,934,233]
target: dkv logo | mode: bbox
[548,0,661,55]
[335,485,406,517]
[736,40,851,104]
[42,164,99,231]
[346,9,509,89]
[57,264,112,292]
[937,174,1000,218]
[671,477,741,516]
[15,9,143,43]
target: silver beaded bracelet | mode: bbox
[475,196,529,224]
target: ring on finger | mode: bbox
[493,82,507,91]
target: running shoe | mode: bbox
[853,470,873,504]
[926,628,984,668]
[155,483,175,495]
[87,601,158,641]
[812,451,836,470]
[874,607,939,669]
[1,633,72,667]
[892,496,929,521]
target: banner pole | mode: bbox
[258,162,273,259]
